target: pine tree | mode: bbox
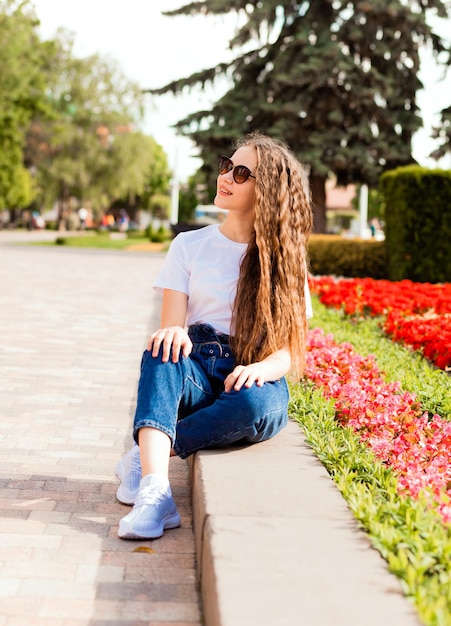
[431,105,451,158]
[150,0,449,232]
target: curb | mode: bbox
[189,420,421,626]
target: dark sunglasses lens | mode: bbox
[233,165,251,184]
[218,156,232,175]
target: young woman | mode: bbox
[116,132,313,539]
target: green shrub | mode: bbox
[126,230,145,240]
[380,166,451,283]
[146,224,171,243]
[308,235,388,279]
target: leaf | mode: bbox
[132,546,155,554]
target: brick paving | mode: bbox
[0,239,203,626]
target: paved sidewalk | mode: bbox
[0,242,202,625]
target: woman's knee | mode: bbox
[140,348,169,369]
[225,381,288,424]
[246,399,289,442]
[139,348,187,378]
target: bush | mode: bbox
[146,224,171,243]
[126,230,145,240]
[308,235,388,279]
[380,166,451,283]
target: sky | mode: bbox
[31,0,451,181]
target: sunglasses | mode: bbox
[218,155,256,184]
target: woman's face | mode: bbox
[214,146,257,217]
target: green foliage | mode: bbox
[308,234,388,279]
[178,170,211,223]
[0,0,47,208]
[37,232,149,250]
[145,224,171,243]
[178,180,197,223]
[0,24,171,228]
[133,140,172,216]
[108,134,170,204]
[0,3,172,224]
[29,32,150,217]
[380,166,451,282]
[431,105,451,160]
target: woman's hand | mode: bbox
[224,347,291,392]
[148,326,192,363]
[224,363,268,392]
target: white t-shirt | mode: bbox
[154,224,313,336]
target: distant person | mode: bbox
[115,133,313,540]
[78,207,88,230]
[31,211,45,230]
[369,217,380,238]
[118,210,129,232]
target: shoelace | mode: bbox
[135,485,168,507]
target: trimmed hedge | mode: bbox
[308,235,388,279]
[380,166,451,283]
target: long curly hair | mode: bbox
[231,133,313,378]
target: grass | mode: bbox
[32,231,169,251]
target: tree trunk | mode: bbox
[309,173,327,234]
[56,185,69,231]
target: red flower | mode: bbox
[310,276,451,371]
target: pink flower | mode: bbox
[306,327,451,524]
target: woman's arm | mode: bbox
[148,289,192,363]
[224,346,291,393]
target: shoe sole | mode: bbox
[118,513,181,540]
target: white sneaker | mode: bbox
[115,445,141,505]
[118,474,181,539]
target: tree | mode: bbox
[430,34,451,160]
[113,136,172,222]
[431,105,451,158]
[149,0,449,232]
[27,30,170,227]
[178,169,210,223]
[0,0,49,214]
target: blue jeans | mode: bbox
[133,324,289,459]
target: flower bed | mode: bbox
[305,327,451,523]
[291,299,451,625]
[309,276,451,371]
